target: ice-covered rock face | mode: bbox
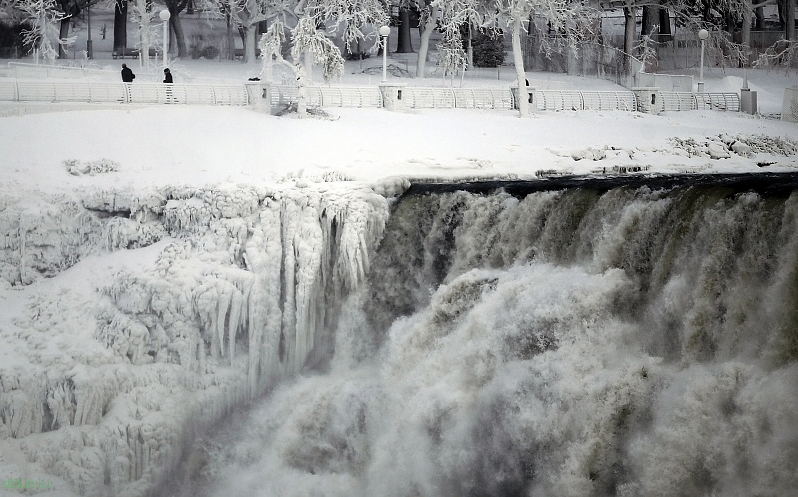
[0,180,396,497]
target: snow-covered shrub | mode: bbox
[63,158,120,176]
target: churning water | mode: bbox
[171,175,798,497]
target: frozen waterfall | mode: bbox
[175,176,798,497]
[2,175,798,497]
[0,179,399,496]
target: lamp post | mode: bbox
[379,25,390,82]
[697,29,708,93]
[160,9,171,68]
[86,1,93,59]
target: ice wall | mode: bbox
[191,184,798,497]
[0,179,401,496]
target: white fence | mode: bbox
[0,81,249,105]
[270,85,382,108]
[402,87,515,110]
[534,90,637,112]
[269,85,515,110]
[0,80,742,114]
[660,92,741,112]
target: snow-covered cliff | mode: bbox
[0,178,405,496]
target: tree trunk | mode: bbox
[226,11,235,59]
[659,6,672,41]
[304,51,313,83]
[114,0,128,51]
[58,19,69,58]
[416,4,438,78]
[743,0,753,66]
[641,7,651,39]
[623,6,636,72]
[512,17,528,117]
[169,12,187,57]
[787,0,796,40]
[756,7,764,29]
[396,8,413,53]
[245,26,257,64]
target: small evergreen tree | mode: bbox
[465,26,505,67]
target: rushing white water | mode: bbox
[176,184,798,497]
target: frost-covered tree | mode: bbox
[16,0,67,62]
[436,30,467,81]
[55,0,81,58]
[494,0,596,116]
[415,0,439,77]
[316,0,387,53]
[413,0,495,78]
[259,16,344,116]
[293,0,387,80]
[224,0,291,63]
[127,0,156,67]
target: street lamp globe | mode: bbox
[379,25,390,37]
[698,29,708,41]
[159,9,171,21]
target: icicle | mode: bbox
[228,288,242,366]
[216,286,228,359]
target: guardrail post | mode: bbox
[510,85,535,111]
[245,81,272,113]
[632,87,663,114]
[782,87,798,123]
[379,83,407,111]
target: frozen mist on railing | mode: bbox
[0,178,404,497]
[178,185,798,497]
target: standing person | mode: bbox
[121,63,135,83]
[163,68,174,103]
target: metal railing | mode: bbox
[0,80,249,105]
[534,90,637,112]
[270,86,383,108]
[660,92,740,112]
[0,79,742,114]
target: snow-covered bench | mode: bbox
[232,49,262,59]
[112,48,160,59]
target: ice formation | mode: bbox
[4,175,798,497]
[0,179,396,496]
[179,184,798,497]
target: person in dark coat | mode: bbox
[163,68,173,84]
[121,64,135,83]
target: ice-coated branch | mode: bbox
[17,0,67,62]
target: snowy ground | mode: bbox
[1,60,797,193]
[0,55,797,496]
